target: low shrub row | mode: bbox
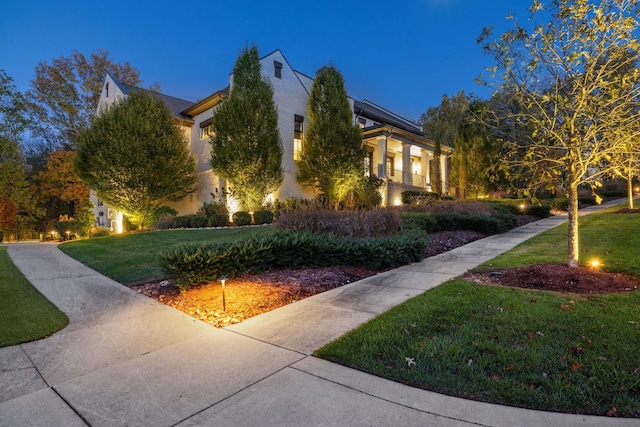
[400,209,518,235]
[401,190,440,205]
[274,208,401,238]
[158,229,428,290]
[166,210,274,230]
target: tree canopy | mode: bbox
[27,49,143,151]
[209,45,283,211]
[479,0,640,267]
[76,91,195,227]
[297,64,364,208]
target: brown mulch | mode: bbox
[129,216,638,327]
[613,208,640,214]
[463,263,639,295]
[129,266,376,327]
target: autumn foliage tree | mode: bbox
[76,91,196,228]
[36,150,90,223]
[479,0,640,267]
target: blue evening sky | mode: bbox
[1,0,534,121]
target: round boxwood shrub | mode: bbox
[232,211,252,226]
[253,210,273,225]
[173,216,191,228]
[208,214,229,227]
[189,215,208,228]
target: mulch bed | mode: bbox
[129,215,638,327]
[463,263,639,295]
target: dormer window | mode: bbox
[274,61,282,79]
[106,82,109,98]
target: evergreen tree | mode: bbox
[76,91,195,228]
[209,45,283,211]
[297,65,364,209]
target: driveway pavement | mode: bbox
[1,199,636,426]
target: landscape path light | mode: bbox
[219,276,228,311]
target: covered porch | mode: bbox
[362,125,452,205]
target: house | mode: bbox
[93,49,451,230]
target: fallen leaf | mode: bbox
[527,332,536,339]
[571,363,583,372]
[618,386,626,392]
[561,304,570,311]
[405,357,416,368]
[506,365,515,371]
[606,406,617,416]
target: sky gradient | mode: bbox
[1,0,534,121]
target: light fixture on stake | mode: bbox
[219,276,228,311]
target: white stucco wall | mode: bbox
[259,51,315,201]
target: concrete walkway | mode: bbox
[1,199,636,426]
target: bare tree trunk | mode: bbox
[459,158,468,200]
[567,182,580,268]
[628,172,634,209]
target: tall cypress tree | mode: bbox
[297,65,364,209]
[209,45,283,211]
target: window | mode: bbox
[105,82,109,98]
[358,117,366,129]
[274,61,283,79]
[387,155,395,177]
[200,118,214,139]
[294,114,303,160]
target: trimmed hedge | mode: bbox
[401,190,440,205]
[158,229,428,290]
[526,204,551,218]
[253,210,273,225]
[401,210,517,235]
[208,214,229,227]
[174,215,208,228]
[233,211,252,226]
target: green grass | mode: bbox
[316,208,640,417]
[59,226,274,284]
[0,247,69,347]
[479,205,640,273]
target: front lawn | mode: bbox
[60,226,274,284]
[316,207,640,417]
[0,247,68,347]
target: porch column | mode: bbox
[377,136,387,178]
[402,143,411,185]
[421,150,429,190]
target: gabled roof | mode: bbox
[107,72,195,121]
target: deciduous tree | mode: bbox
[209,45,283,211]
[76,91,196,228]
[297,65,364,209]
[27,49,143,150]
[36,150,90,224]
[479,0,640,267]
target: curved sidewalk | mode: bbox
[0,199,636,426]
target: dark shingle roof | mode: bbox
[121,83,195,119]
[107,73,195,120]
[353,99,421,134]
